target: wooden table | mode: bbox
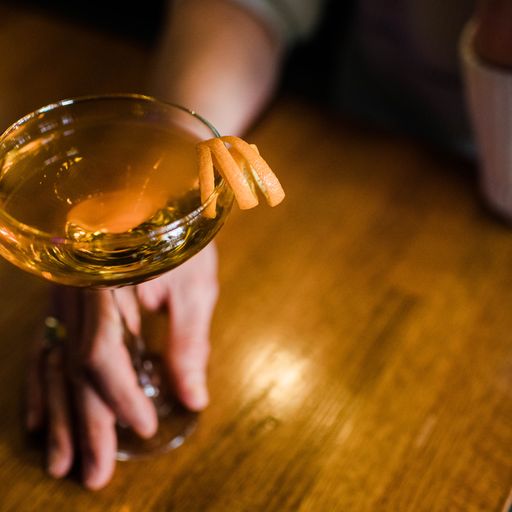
[1,5,512,511]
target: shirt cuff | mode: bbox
[228,0,325,45]
[460,21,512,221]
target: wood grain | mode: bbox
[0,4,512,511]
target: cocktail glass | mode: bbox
[0,94,233,459]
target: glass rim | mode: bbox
[0,93,226,245]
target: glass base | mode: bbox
[116,400,198,461]
[116,353,198,461]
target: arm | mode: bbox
[151,0,285,135]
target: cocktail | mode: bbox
[0,94,284,460]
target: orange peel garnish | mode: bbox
[197,136,284,218]
[197,142,216,219]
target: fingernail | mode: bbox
[185,379,209,411]
[137,422,156,439]
[134,401,158,439]
[83,454,98,489]
[84,471,103,491]
[47,448,65,478]
[83,455,113,491]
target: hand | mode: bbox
[473,0,512,68]
[25,243,218,490]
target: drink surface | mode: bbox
[0,118,231,287]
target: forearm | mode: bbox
[150,0,285,135]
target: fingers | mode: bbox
[45,347,73,478]
[26,289,65,432]
[165,245,219,411]
[82,290,157,438]
[28,284,164,491]
[76,380,116,491]
[85,341,158,438]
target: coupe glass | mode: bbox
[0,94,233,459]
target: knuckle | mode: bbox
[82,342,107,373]
[185,276,219,307]
[172,338,211,368]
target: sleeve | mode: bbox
[460,21,512,221]
[228,0,327,44]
